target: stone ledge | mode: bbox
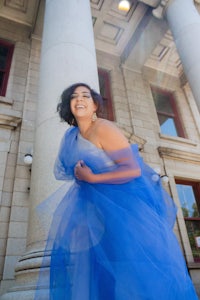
[0,96,13,106]
[0,114,22,130]
[0,105,22,129]
[187,262,200,269]
[159,133,198,147]
[158,146,200,163]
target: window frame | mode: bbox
[176,179,200,217]
[0,39,14,97]
[175,179,200,262]
[151,87,185,138]
[98,68,115,121]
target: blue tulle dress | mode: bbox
[35,126,198,300]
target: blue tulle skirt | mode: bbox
[35,127,198,300]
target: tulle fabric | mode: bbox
[35,126,198,300]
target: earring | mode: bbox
[71,117,75,125]
[92,112,97,122]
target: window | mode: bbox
[176,179,200,262]
[151,87,185,138]
[0,39,14,96]
[98,69,114,121]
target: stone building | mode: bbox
[0,0,200,298]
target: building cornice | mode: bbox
[0,114,22,130]
[158,146,200,164]
[0,100,22,129]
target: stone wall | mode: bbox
[0,18,41,295]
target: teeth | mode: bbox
[76,105,85,108]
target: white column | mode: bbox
[1,1,99,299]
[28,0,99,245]
[165,0,200,113]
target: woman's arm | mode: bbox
[74,159,141,184]
[74,120,141,184]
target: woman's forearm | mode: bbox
[89,166,141,184]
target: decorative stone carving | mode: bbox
[152,0,170,19]
[139,0,170,19]
[158,146,200,164]
[98,22,123,45]
[118,125,147,151]
[4,0,28,13]
[138,0,160,7]
[0,114,21,129]
[90,0,104,10]
[0,97,22,129]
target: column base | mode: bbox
[0,250,49,300]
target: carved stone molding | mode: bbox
[4,0,28,13]
[91,0,148,56]
[0,96,13,105]
[139,0,170,19]
[152,0,170,19]
[98,21,124,45]
[0,0,40,28]
[0,98,21,129]
[158,146,200,164]
[118,126,147,151]
[90,0,104,11]
[128,133,147,151]
[0,114,21,129]
[139,0,160,7]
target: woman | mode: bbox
[36,83,198,299]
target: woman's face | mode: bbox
[70,86,97,120]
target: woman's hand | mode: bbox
[74,161,94,183]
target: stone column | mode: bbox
[140,0,200,113]
[1,1,99,299]
[165,0,200,113]
[28,0,99,246]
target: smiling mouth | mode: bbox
[76,105,85,109]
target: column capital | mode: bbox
[138,0,160,7]
[152,0,170,19]
[138,0,168,8]
[139,0,171,19]
[139,0,200,19]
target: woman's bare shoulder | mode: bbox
[95,118,129,150]
[96,118,120,131]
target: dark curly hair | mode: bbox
[57,83,103,126]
